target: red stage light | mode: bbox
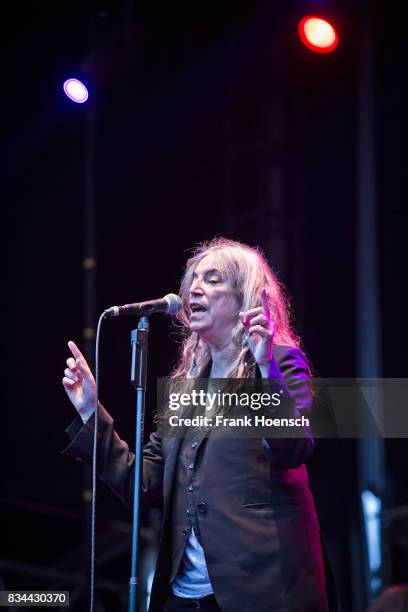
[298,16,339,54]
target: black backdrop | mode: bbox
[4,1,407,610]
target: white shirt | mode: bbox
[172,527,214,598]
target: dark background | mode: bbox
[3,1,407,610]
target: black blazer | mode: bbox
[62,344,330,612]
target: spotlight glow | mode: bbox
[63,78,89,103]
[298,16,339,54]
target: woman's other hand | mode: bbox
[239,288,275,376]
[62,340,96,421]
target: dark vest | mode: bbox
[169,431,209,583]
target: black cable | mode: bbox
[89,310,109,612]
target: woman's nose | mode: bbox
[190,278,204,295]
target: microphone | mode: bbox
[105,293,182,317]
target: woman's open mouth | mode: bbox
[190,303,207,318]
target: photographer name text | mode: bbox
[167,414,310,428]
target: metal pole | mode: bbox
[356,16,385,605]
[129,317,150,612]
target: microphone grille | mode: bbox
[164,293,183,316]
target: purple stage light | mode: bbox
[63,78,89,103]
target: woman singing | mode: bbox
[62,237,330,612]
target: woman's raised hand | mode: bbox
[239,288,275,373]
[62,341,97,421]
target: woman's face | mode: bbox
[188,253,240,346]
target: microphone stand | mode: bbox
[128,316,149,612]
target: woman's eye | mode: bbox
[208,278,220,284]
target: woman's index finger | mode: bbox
[68,340,84,361]
[261,288,272,315]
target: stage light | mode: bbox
[63,78,89,103]
[298,16,339,54]
[362,490,382,583]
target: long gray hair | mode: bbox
[170,237,301,382]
